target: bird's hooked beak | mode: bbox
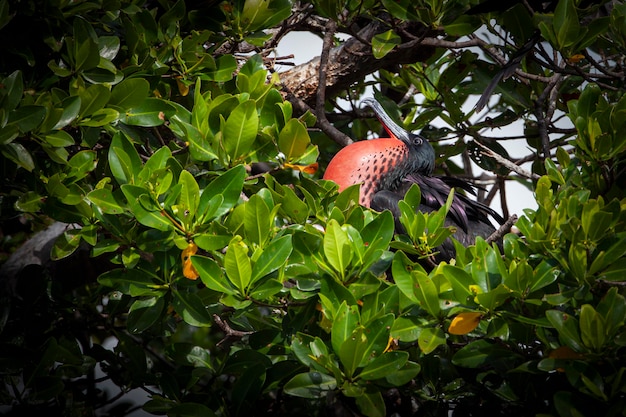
[362,98,425,146]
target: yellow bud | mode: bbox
[448,312,482,335]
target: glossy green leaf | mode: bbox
[278,118,310,161]
[224,237,252,294]
[579,304,606,352]
[108,132,142,185]
[127,297,165,333]
[412,271,440,317]
[244,194,271,246]
[241,0,292,32]
[553,0,580,48]
[372,29,401,59]
[546,310,584,352]
[120,98,175,126]
[356,313,394,367]
[452,339,520,368]
[121,185,174,231]
[324,219,352,278]
[385,361,421,386]
[251,235,292,283]
[418,327,445,355]
[78,84,110,119]
[177,170,199,228]
[390,316,420,342]
[97,268,161,296]
[109,78,150,110]
[51,228,82,260]
[355,388,386,417]
[8,105,46,133]
[0,70,23,112]
[198,165,246,220]
[331,301,360,355]
[87,188,125,214]
[223,99,258,161]
[172,290,213,327]
[359,351,409,381]
[339,327,369,377]
[192,255,236,295]
[283,372,337,399]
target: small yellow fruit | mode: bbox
[448,312,482,335]
[181,242,200,280]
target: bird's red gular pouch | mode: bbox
[323,138,409,207]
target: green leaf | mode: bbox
[443,265,475,304]
[192,255,236,295]
[198,165,246,220]
[97,268,161,296]
[109,78,150,110]
[372,29,401,59]
[251,235,292,283]
[223,99,258,161]
[338,327,369,377]
[546,310,585,352]
[0,70,23,112]
[579,304,606,352]
[355,388,386,417]
[121,185,174,231]
[331,302,360,355]
[359,351,409,381]
[244,194,271,246]
[357,313,394,367]
[241,0,292,32]
[553,0,580,49]
[77,107,119,127]
[278,118,310,162]
[412,271,441,317]
[8,105,46,133]
[68,150,97,180]
[224,237,252,294]
[108,132,142,185]
[87,188,125,214]
[418,327,446,355]
[283,372,337,399]
[51,228,82,260]
[206,54,237,82]
[120,98,175,126]
[385,361,421,386]
[452,339,520,368]
[390,316,420,342]
[52,96,81,130]
[78,84,110,119]
[177,170,199,228]
[127,297,165,333]
[172,290,213,327]
[324,219,352,278]
[15,191,43,212]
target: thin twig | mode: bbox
[316,19,353,147]
[474,140,540,180]
[487,214,518,244]
[213,314,254,349]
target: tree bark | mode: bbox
[279,17,438,108]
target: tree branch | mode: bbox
[316,19,353,147]
[279,17,436,107]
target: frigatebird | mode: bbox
[323,98,505,260]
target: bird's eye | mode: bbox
[413,136,422,146]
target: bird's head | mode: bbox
[362,98,435,176]
[323,98,435,207]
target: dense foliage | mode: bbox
[1,0,625,416]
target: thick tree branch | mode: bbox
[279,17,436,107]
[316,20,353,146]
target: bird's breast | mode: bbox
[323,138,408,207]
